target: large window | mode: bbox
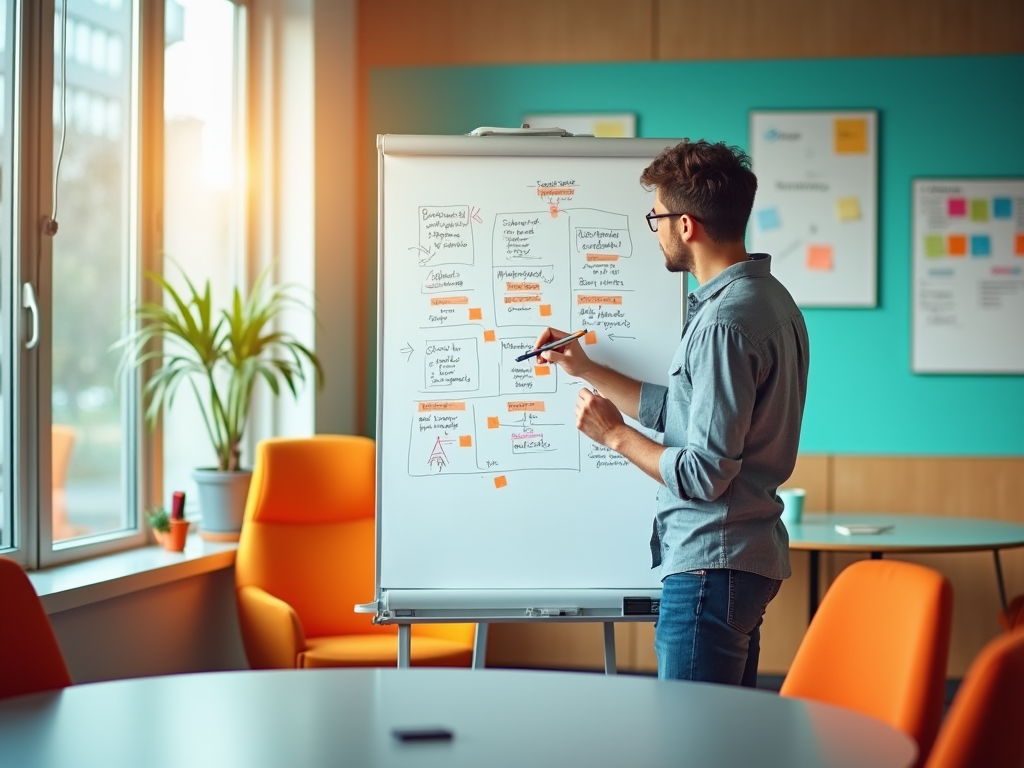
[0,0,249,567]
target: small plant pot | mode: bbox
[152,528,167,547]
[163,519,191,552]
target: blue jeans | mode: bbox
[655,569,782,686]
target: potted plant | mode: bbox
[116,263,323,540]
[145,505,191,552]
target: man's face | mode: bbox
[654,191,694,274]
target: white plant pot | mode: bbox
[192,468,253,542]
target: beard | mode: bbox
[661,233,695,274]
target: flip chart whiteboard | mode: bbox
[375,134,684,618]
[912,178,1024,373]
[749,110,878,307]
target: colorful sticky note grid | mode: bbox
[834,118,868,154]
[487,416,499,429]
[993,197,1013,218]
[584,331,597,345]
[1016,233,1024,256]
[924,235,945,258]
[459,435,472,447]
[483,330,496,342]
[970,199,989,222]
[534,365,551,376]
[468,307,482,320]
[539,304,552,317]
[493,475,507,489]
[947,234,967,257]
[806,244,834,271]
[970,234,991,257]
[947,198,967,217]
[757,207,781,232]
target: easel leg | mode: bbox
[398,624,411,668]
[603,622,617,675]
[472,622,489,669]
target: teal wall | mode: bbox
[368,54,1024,456]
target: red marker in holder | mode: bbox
[171,491,186,520]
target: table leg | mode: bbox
[398,624,411,668]
[808,550,820,622]
[603,622,617,675]
[870,551,883,560]
[472,622,489,669]
[994,550,1009,615]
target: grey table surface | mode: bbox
[787,512,1024,552]
[0,668,916,768]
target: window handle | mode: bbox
[22,282,39,350]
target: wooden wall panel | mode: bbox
[657,0,1024,61]
[358,0,654,68]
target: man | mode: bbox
[535,139,809,686]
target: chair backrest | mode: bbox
[236,435,381,638]
[925,628,1024,768]
[0,558,72,700]
[780,559,952,766]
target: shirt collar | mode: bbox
[690,253,772,304]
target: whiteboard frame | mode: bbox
[910,176,1024,375]
[749,109,878,308]
[373,134,686,624]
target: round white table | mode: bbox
[788,512,1024,619]
[0,668,915,768]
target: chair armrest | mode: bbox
[236,585,306,669]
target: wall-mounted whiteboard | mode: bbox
[912,178,1024,374]
[749,110,877,307]
[376,134,684,616]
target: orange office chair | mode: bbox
[780,560,952,768]
[0,558,72,700]
[924,628,1024,768]
[996,593,1024,632]
[235,435,475,669]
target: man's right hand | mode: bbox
[534,327,592,379]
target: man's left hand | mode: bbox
[575,388,627,449]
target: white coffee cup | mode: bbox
[777,487,806,525]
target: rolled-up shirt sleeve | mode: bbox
[659,324,761,502]
[638,381,669,432]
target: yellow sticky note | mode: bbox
[836,196,861,222]
[459,435,472,447]
[593,121,626,138]
[534,365,551,376]
[487,416,499,429]
[807,244,834,271]
[468,307,482,320]
[483,330,496,342]
[834,118,867,154]
[539,304,552,317]
[494,475,507,489]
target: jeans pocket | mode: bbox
[726,570,781,634]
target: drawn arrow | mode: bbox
[400,343,414,361]
[409,245,435,266]
[469,206,483,224]
[608,334,636,342]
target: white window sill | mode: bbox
[29,535,238,614]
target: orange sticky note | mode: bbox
[1015,233,1024,256]
[483,330,496,342]
[947,235,967,257]
[468,307,482,320]
[806,244,834,271]
[585,331,597,345]
[494,475,507,489]
[539,304,552,317]
[459,435,472,447]
[534,365,551,376]
[834,118,867,154]
[487,416,499,429]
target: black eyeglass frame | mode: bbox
[646,209,701,232]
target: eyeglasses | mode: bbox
[646,208,700,232]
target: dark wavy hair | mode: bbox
[640,139,757,244]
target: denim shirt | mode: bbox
[637,254,809,581]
